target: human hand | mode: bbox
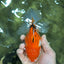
[16,35,56,64]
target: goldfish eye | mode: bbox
[39,40,41,46]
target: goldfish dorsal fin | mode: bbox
[32,18,34,23]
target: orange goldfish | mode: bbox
[25,18,41,62]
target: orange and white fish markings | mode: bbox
[25,18,41,62]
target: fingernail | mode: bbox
[19,43,25,49]
[41,35,46,44]
[43,35,46,40]
[20,43,25,47]
[17,49,23,54]
[20,35,25,41]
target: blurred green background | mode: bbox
[0,0,64,64]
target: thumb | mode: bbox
[41,35,53,53]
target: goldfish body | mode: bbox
[25,18,41,62]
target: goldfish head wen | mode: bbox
[25,18,41,62]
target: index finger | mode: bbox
[41,35,53,53]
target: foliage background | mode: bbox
[0,0,64,64]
